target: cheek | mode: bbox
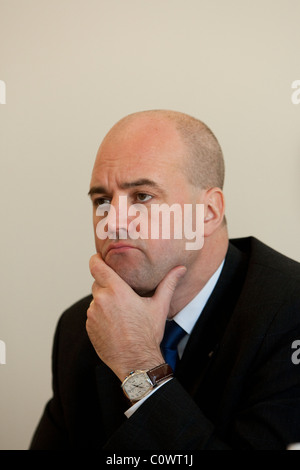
[94,236,104,252]
[146,235,198,273]
[93,218,105,251]
[145,237,186,263]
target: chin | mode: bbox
[104,253,163,295]
[123,273,156,296]
[109,265,157,296]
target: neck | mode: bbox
[168,227,229,318]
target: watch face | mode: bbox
[122,371,153,401]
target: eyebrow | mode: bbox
[88,178,162,197]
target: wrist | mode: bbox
[117,353,165,382]
[121,363,173,403]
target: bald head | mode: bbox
[103,110,225,190]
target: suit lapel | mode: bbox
[175,242,249,395]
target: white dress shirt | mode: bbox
[125,260,225,417]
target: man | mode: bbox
[30,110,300,450]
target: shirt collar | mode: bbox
[173,260,225,335]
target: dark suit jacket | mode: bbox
[30,237,300,450]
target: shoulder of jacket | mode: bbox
[230,236,300,279]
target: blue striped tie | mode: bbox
[161,321,186,371]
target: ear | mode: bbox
[202,187,226,237]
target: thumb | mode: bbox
[153,265,187,314]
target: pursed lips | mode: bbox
[105,242,139,256]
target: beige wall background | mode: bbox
[0,0,299,450]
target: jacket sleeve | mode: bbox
[29,316,69,450]
[104,378,232,450]
[103,295,300,450]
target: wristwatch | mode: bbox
[121,363,173,403]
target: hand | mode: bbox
[86,253,186,381]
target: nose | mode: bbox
[106,195,129,239]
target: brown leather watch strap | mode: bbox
[147,363,173,386]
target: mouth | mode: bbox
[105,242,139,257]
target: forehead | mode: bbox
[91,117,186,186]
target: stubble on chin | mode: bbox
[115,265,158,296]
[104,255,161,296]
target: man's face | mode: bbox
[89,117,203,295]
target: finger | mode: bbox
[89,253,131,291]
[153,266,187,316]
[89,253,119,286]
[91,281,98,297]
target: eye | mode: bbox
[93,197,111,207]
[136,193,152,203]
